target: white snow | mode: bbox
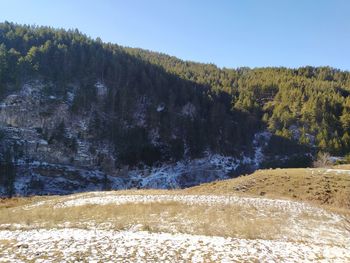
[50,194,339,220]
[38,139,48,145]
[126,154,239,189]
[20,84,35,97]
[133,96,148,127]
[4,191,350,262]
[289,124,301,140]
[308,168,350,175]
[0,228,348,262]
[148,128,160,146]
[251,131,272,167]
[95,81,107,97]
[208,154,241,172]
[123,143,279,190]
[325,168,350,174]
[66,91,75,104]
[25,192,345,247]
[156,104,165,112]
[181,102,196,119]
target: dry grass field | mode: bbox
[0,167,349,262]
[189,168,350,212]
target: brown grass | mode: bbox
[0,167,349,241]
[0,201,285,240]
[187,168,350,210]
[0,196,45,209]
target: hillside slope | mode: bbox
[0,181,349,261]
[1,22,350,195]
[188,167,350,210]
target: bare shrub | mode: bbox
[313,152,332,168]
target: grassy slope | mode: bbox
[187,168,350,211]
[1,167,350,212]
[0,167,349,258]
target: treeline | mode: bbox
[126,50,350,155]
[0,22,259,166]
[0,21,350,162]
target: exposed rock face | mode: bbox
[0,81,304,197]
[0,153,258,196]
[0,81,115,167]
[10,162,122,196]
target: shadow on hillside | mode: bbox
[0,47,312,197]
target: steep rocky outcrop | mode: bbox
[0,79,313,196]
[0,23,314,196]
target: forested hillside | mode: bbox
[127,48,350,155]
[0,22,349,194]
[0,22,262,164]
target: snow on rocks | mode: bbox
[207,154,241,172]
[66,91,75,104]
[0,228,348,262]
[133,96,148,127]
[126,155,236,189]
[20,81,44,98]
[95,81,108,97]
[156,103,165,112]
[126,153,253,189]
[251,131,272,168]
[11,162,126,197]
[4,153,245,196]
[181,102,196,119]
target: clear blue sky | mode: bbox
[0,0,349,70]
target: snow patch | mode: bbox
[181,103,196,119]
[127,154,241,189]
[133,96,148,127]
[95,81,107,97]
[235,131,272,169]
[149,128,160,146]
[66,91,75,104]
[156,103,165,112]
[52,194,340,220]
[0,228,348,262]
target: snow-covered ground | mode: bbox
[1,228,349,262]
[1,192,349,262]
[49,193,335,217]
[308,168,350,175]
[325,168,350,175]
[20,192,350,244]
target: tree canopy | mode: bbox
[0,21,349,164]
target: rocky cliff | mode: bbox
[0,80,279,196]
[0,23,314,196]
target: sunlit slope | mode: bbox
[0,168,349,261]
[188,168,350,210]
